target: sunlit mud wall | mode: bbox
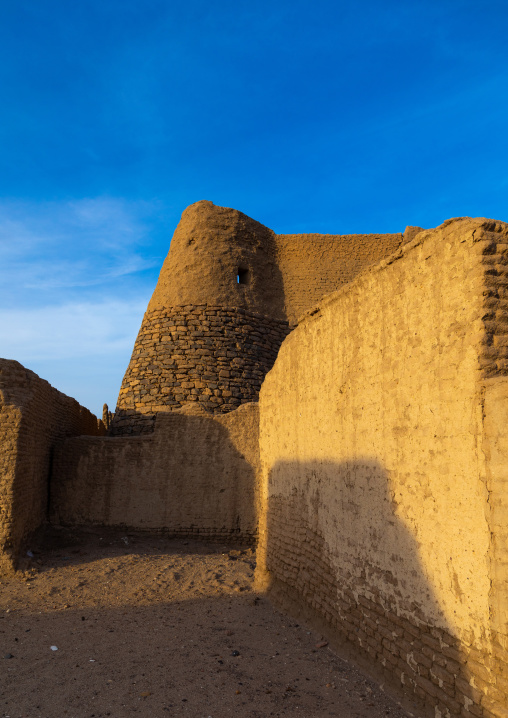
[257,218,508,718]
[274,228,414,326]
[51,403,260,542]
[0,360,104,575]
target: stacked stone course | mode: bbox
[477,220,508,718]
[112,305,290,435]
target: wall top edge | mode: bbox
[0,358,95,415]
[293,216,508,328]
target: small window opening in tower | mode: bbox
[237,267,249,285]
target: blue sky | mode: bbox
[1,0,507,416]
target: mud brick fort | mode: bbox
[1,200,508,718]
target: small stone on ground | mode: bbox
[0,527,415,717]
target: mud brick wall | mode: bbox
[476,219,508,718]
[477,219,508,378]
[112,305,290,435]
[274,230,408,325]
[0,360,104,574]
[482,380,508,718]
[257,218,508,718]
[51,403,259,542]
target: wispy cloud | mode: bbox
[0,197,163,297]
[0,196,168,412]
[0,299,147,362]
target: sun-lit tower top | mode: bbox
[148,200,286,320]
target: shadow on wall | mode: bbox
[51,407,260,542]
[258,459,478,718]
[108,408,156,436]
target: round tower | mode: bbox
[111,201,290,435]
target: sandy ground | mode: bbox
[0,527,413,718]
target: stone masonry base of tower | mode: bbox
[112,305,290,435]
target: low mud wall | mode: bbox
[257,218,508,718]
[51,403,260,541]
[0,359,103,574]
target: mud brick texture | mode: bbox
[275,228,412,325]
[0,360,104,574]
[257,217,508,718]
[51,404,260,542]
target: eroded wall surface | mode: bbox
[52,403,260,541]
[0,359,104,574]
[274,230,407,325]
[257,218,508,718]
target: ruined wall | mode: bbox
[113,200,412,434]
[51,403,260,542]
[274,229,408,325]
[0,359,104,574]
[257,218,508,718]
